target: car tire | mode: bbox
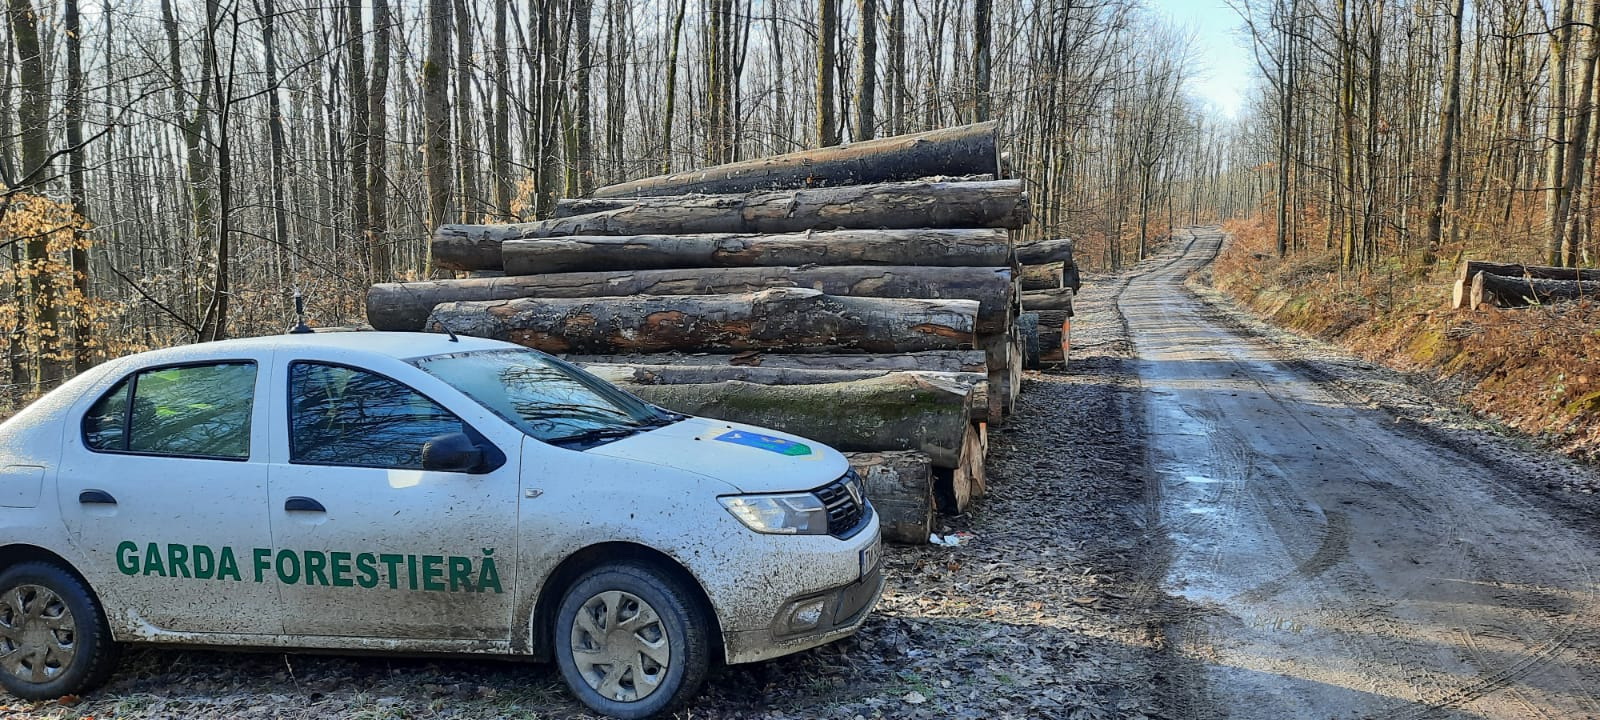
[0,562,119,700]
[553,562,712,719]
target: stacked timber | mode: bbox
[1453,260,1600,309]
[1015,237,1079,367]
[365,122,1031,543]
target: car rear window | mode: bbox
[84,362,256,460]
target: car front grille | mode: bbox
[813,470,867,538]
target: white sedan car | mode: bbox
[0,332,883,719]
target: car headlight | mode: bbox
[719,493,829,535]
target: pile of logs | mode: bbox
[365,122,1033,544]
[1453,261,1600,309]
[1016,237,1079,367]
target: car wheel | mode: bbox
[553,562,712,719]
[0,562,119,700]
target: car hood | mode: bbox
[586,416,850,494]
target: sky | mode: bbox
[1146,0,1258,120]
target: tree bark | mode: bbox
[500,228,1010,274]
[64,0,90,372]
[1451,260,1600,308]
[369,264,1014,333]
[347,0,369,245]
[1470,272,1600,308]
[13,0,63,383]
[1014,237,1074,264]
[445,181,1030,260]
[619,372,976,467]
[855,0,877,140]
[592,122,998,197]
[846,451,933,544]
[579,362,982,389]
[1019,262,1064,290]
[817,0,839,146]
[1422,0,1465,263]
[563,350,986,372]
[367,0,392,281]
[1021,288,1073,312]
[425,287,978,354]
[423,0,453,242]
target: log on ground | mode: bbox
[1015,237,1075,265]
[1452,261,1600,309]
[846,451,935,545]
[562,350,987,373]
[1469,272,1600,308]
[1021,288,1074,313]
[425,287,978,354]
[367,265,1015,334]
[500,228,1011,275]
[592,122,999,198]
[619,373,976,467]
[1020,261,1064,290]
[1018,313,1041,370]
[480,180,1032,248]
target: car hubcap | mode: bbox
[0,585,76,684]
[569,590,669,702]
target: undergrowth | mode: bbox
[1216,215,1600,463]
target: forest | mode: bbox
[0,0,1245,406]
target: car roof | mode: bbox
[118,331,519,366]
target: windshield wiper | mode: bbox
[548,425,646,447]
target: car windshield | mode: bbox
[411,348,671,443]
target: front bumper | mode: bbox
[722,559,886,665]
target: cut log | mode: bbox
[425,287,978,354]
[591,122,999,198]
[1018,312,1041,370]
[932,423,986,513]
[500,228,1011,275]
[979,332,1014,422]
[577,362,984,388]
[618,373,976,467]
[1014,237,1075,265]
[367,265,1014,334]
[1020,262,1064,290]
[562,350,987,373]
[1453,261,1600,309]
[442,181,1029,265]
[1469,271,1600,308]
[845,451,935,545]
[1021,288,1074,313]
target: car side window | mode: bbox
[289,362,470,470]
[83,363,257,459]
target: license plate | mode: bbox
[859,533,882,578]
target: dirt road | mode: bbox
[1133,228,1600,718]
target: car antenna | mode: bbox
[288,289,313,334]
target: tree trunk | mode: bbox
[423,0,453,245]
[1547,0,1575,266]
[491,0,512,218]
[1021,288,1073,312]
[817,0,839,146]
[369,264,1014,333]
[1014,237,1074,264]
[592,122,998,197]
[367,0,392,281]
[1019,262,1064,290]
[563,350,986,372]
[1422,0,1465,263]
[348,0,369,245]
[571,0,595,194]
[1451,260,1600,308]
[11,0,62,383]
[425,287,977,354]
[620,372,976,467]
[659,0,688,172]
[64,0,90,372]
[846,451,933,544]
[500,228,1011,274]
[972,0,991,121]
[453,0,478,221]
[1470,272,1600,308]
[450,181,1030,258]
[855,0,877,140]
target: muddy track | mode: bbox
[1132,227,1600,719]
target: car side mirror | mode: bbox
[421,432,484,473]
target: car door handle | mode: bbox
[284,496,325,512]
[78,489,116,505]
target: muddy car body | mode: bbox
[0,332,883,718]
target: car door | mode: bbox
[56,358,284,635]
[266,358,520,641]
